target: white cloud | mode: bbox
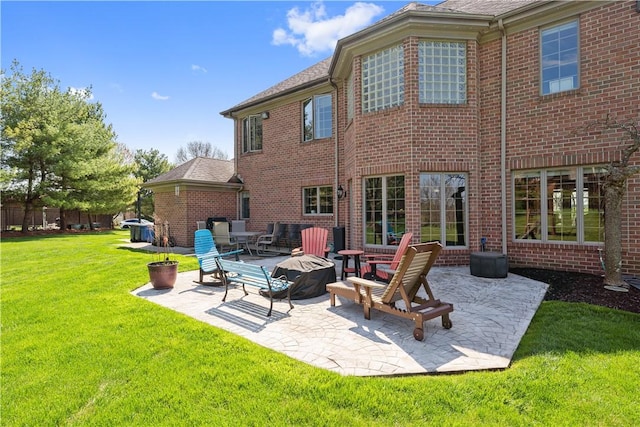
[151,91,170,101]
[191,64,207,73]
[110,83,124,93]
[69,86,94,100]
[272,1,384,56]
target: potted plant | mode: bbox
[147,218,178,289]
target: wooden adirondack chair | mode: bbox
[326,242,453,341]
[291,227,330,257]
[194,229,242,284]
[359,232,413,281]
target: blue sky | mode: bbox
[2,1,436,162]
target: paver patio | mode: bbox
[131,249,548,377]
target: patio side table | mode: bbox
[338,249,364,280]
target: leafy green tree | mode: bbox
[1,61,66,231]
[133,148,173,218]
[1,60,139,231]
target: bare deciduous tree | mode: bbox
[583,116,640,289]
[175,140,228,164]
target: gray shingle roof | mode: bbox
[220,57,332,116]
[144,157,236,185]
[437,0,541,16]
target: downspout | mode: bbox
[499,18,508,254]
[330,77,340,227]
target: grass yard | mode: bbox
[1,231,639,425]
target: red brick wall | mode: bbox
[153,186,237,247]
[235,90,338,241]
[500,1,640,274]
[233,2,639,274]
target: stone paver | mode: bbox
[131,251,547,376]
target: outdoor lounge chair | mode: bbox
[326,242,453,341]
[212,221,236,252]
[360,232,413,282]
[255,222,282,256]
[194,229,242,284]
[291,227,330,257]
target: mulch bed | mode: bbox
[511,268,640,314]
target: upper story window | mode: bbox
[303,94,332,141]
[242,115,263,153]
[303,186,333,215]
[541,20,579,95]
[418,41,467,104]
[346,72,354,121]
[362,44,404,113]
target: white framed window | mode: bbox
[513,166,605,243]
[303,186,333,215]
[364,175,405,246]
[346,72,354,121]
[541,20,579,95]
[303,94,332,141]
[242,115,263,153]
[420,173,467,247]
[240,191,250,219]
[362,44,404,113]
[418,41,467,104]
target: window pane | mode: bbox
[362,45,404,113]
[386,176,405,245]
[240,192,250,219]
[420,174,442,243]
[583,167,605,242]
[304,188,318,214]
[319,186,334,214]
[514,171,541,239]
[418,40,466,104]
[242,115,262,152]
[364,177,383,244]
[444,175,466,246]
[303,99,313,141]
[547,170,577,242]
[314,94,332,139]
[541,20,578,95]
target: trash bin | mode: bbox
[129,224,143,242]
[333,226,345,253]
[142,225,154,243]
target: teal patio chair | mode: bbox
[194,229,243,284]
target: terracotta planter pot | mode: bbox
[147,261,179,289]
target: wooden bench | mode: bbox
[215,259,293,316]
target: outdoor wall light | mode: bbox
[337,185,346,199]
[261,111,270,119]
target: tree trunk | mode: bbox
[59,207,67,230]
[603,178,626,287]
[21,200,33,232]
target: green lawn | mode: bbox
[2,231,639,425]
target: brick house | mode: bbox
[159,1,639,275]
[144,157,242,247]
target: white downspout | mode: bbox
[499,19,508,254]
